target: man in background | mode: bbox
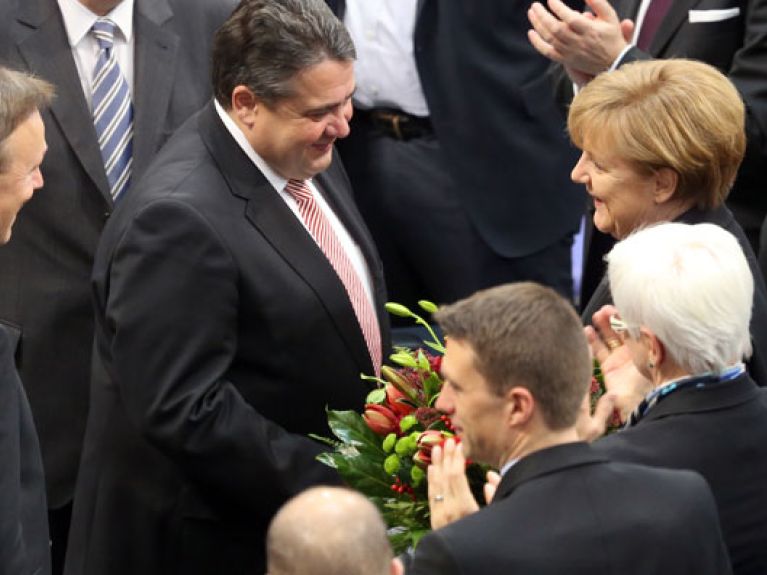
[0,1,236,570]
[328,1,585,321]
[0,65,53,575]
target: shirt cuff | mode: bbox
[610,44,635,71]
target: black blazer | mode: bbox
[329,0,586,258]
[582,204,767,386]
[0,0,237,508]
[579,0,767,304]
[594,373,767,575]
[63,103,390,575]
[0,323,50,575]
[408,443,732,575]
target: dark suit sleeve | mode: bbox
[105,199,337,516]
[407,531,462,575]
[0,327,25,574]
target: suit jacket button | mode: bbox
[103,211,111,221]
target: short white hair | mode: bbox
[607,222,753,373]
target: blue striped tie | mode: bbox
[91,18,133,200]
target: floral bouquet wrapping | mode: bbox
[314,302,486,554]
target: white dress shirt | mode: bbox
[57,0,135,109]
[213,100,377,311]
[344,0,429,116]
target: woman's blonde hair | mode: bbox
[568,59,745,209]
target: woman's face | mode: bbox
[571,143,664,240]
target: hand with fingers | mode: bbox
[576,388,617,441]
[585,305,652,420]
[527,0,634,84]
[427,439,480,530]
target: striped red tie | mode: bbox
[285,179,382,375]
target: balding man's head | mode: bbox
[266,487,400,575]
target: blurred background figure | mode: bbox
[528,0,767,302]
[267,487,402,575]
[583,222,767,575]
[567,58,767,386]
[327,0,585,331]
[0,1,237,571]
[0,64,53,575]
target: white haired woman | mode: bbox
[585,222,767,575]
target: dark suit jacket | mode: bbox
[408,442,732,575]
[63,103,390,575]
[0,0,237,508]
[594,373,767,575]
[582,204,767,386]
[0,323,50,575]
[329,0,585,258]
[579,0,767,304]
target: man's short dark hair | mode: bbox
[0,67,53,171]
[434,282,591,429]
[212,0,355,108]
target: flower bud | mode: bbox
[382,433,397,453]
[410,465,425,487]
[416,430,451,456]
[363,404,398,436]
[399,414,418,433]
[384,454,401,475]
[382,366,419,401]
[412,450,432,469]
[385,384,416,416]
[395,436,416,457]
[385,302,412,317]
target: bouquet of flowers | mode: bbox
[314,301,486,554]
[590,359,624,432]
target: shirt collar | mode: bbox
[57,0,135,46]
[213,99,289,194]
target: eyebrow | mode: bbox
[303,88,356,116]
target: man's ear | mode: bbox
[231,85,259,128]
[653,167,679,204]
[506,386,535,428]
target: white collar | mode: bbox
[213,99,290,194]
[57,0,135,46]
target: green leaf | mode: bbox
[423,340,446,354]
[423,372,442,403]
[416,349,430,371]
[366,388,386,404]
[326,410,384,455]
[418,300,439,314]
[390,351,418,368]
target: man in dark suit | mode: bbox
[406,282,731,575]
[528,0,767,301]
[327,1,585,318]
[0,65,53,575]
[0,0,236,570]
[64,1,389,574]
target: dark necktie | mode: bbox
[636,0,673,51]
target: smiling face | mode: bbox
[570,142,663,240]
[248,58,354,181]
[435,338,508,467]
[0,110,47,244]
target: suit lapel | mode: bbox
[198,105,375,375]
[15,0,111,202]
[614,0,643,20]
[132,0,179,179]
